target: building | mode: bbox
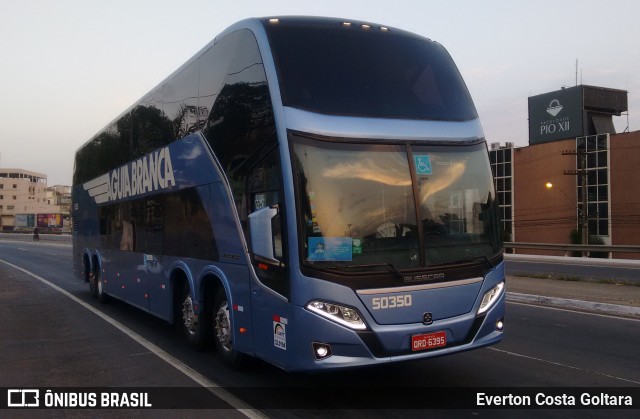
[490,85,639,259]
[0,169,71,233]
[47,185,72,207]
[528,85,627,145]
[489,142,514,241]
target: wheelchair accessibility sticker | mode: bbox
[414,155,432,175]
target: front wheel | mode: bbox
[213,288,245,369]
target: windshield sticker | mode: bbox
[254,193,266,210]
[352,238,363,255]
[308,237,353,261]
[414,155,433,175]
[312,223,321,234]
[308,193,320,233]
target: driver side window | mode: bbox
[246,148,288,295]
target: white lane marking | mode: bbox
[501,301,640,384]
[488,347,640,385]
[0,258,266,419]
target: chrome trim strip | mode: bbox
[356,277,483,295]
[284,107,484,142]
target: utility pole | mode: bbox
[562,149,588,256]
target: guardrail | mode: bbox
[505,242,640,253]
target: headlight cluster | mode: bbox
[477,281,505,315]
[306,300,367,330]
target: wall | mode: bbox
[609,131,640,259]
[513,138,578,255]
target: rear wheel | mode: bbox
[87,256,98,298]
[213,288,245,369]
[96,270,109,303]
[179,283,208,350]
[88,271,98,298]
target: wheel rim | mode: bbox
[89,273,96,291]
[215,301,233,352]
[97,275,103,295]
[182,295,197,336]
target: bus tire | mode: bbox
[88,271,98,299]
[96,270,109,304]
[213,288,245,369]
[179,283,207,350]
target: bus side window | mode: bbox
[247,148,283,257]
[247,151,280,213]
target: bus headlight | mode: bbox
[306,300,367,330]
[477,281,504,315]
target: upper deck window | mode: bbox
[266,20,478,121]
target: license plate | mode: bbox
[411,331,446,352]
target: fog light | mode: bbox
[496,319,504,331]
[312,342,332,360]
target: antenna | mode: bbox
[624,111,630,133]
[575,58,578,86]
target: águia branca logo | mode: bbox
[83,147,175,204]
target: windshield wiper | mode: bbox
[466,255,495,270]
[431,255,495,270]
[317,262,405,279]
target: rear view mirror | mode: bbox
[248,206,283,267]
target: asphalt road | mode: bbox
[0,239,638,418]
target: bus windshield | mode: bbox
[266,20,478,121]
[291,135,501,272]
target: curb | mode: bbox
[507,292,640,319]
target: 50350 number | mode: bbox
[372,294,412,310]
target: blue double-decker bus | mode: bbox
[72,17,504,372]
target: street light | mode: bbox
[545,182,571,201]
[544,181,588,256]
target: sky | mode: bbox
[1,0,638,186]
